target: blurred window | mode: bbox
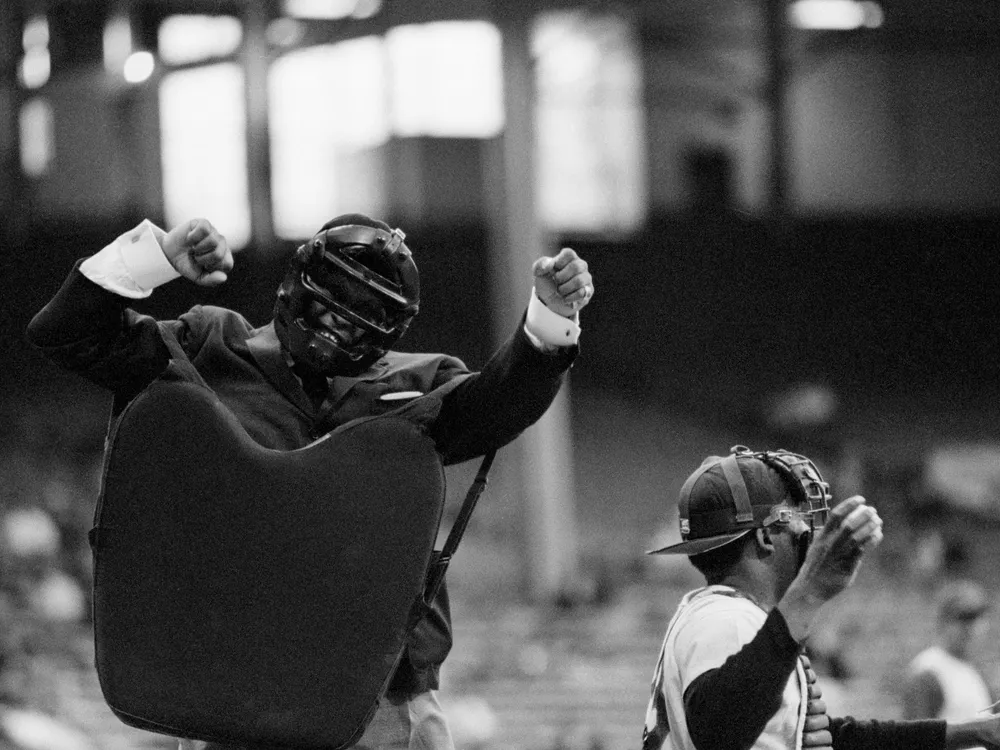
[533,11,647,234]
[23,14,50,49]
[159,15,243,66]
[19,97,54,177]
[19,15,50,90]
[159,63,251,248]
[18,47,50,90]
[386,21,503,138]
[103,14,132,74]
[124,51,156,84]
[269,37,389,239]
[788,0,883,30]
[283,0,382,20]
[269,21,502,238]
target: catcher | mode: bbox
[642,445,1000,750]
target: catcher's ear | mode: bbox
[755,527,774,553]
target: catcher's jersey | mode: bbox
[643,585,809,750]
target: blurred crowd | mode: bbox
[0,399,103,750]
[1,384,999,750]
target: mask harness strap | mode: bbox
[757,451,817,570]
[725,450,813,567]
[795,526,813,570]
[422,449,498,605]
[720,453,754,524]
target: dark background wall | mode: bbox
[6,211,999,438]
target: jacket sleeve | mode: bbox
[26,261,174,399]
[428,313,577,465]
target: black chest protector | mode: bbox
[90,379,445,749]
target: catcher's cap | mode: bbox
[937,580,989,622]
[648,446,830,557]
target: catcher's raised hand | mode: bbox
[532,247,594,318]
[796,495,883,604]
[159,219,234,287]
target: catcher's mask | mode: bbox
[274,216,419,376]
[647,445,832,560]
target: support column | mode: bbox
[764,0,790,221]
[0,4,26,238]
[483,6,579,603]
[243,1,274,248]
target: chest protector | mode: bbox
[89,379,446,749]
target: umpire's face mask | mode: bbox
[273,224,419,376]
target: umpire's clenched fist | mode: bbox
[159,218,234,287]
[532,247,593,318]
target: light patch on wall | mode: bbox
[387,21,503,138]
[159,15,243,66]
[269,38,389,239]
[19,15,50,89]
[123,52,155,84]
[18,47,50,89]
[159,64,250,248]
[103,14,132,74]
[282,0,382,20]
[19,97,54,177]
[352,0,382,20]
[267,18,306,48]
[533,11,647,234]
[22,15,49,50]
[789,0,883,30]
[534,20,601,88]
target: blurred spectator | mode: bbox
[0,506,86,625]
[902,580,994,731]
[2,509,60,560]
[0,502,93,750]
[0,706,96,750]
[443,695,497,750]
[804,625,854,716]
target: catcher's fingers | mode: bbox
[801,733,833,748]
[819,495,865,537]
[840,505,882,549]
[804,715,830,732]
